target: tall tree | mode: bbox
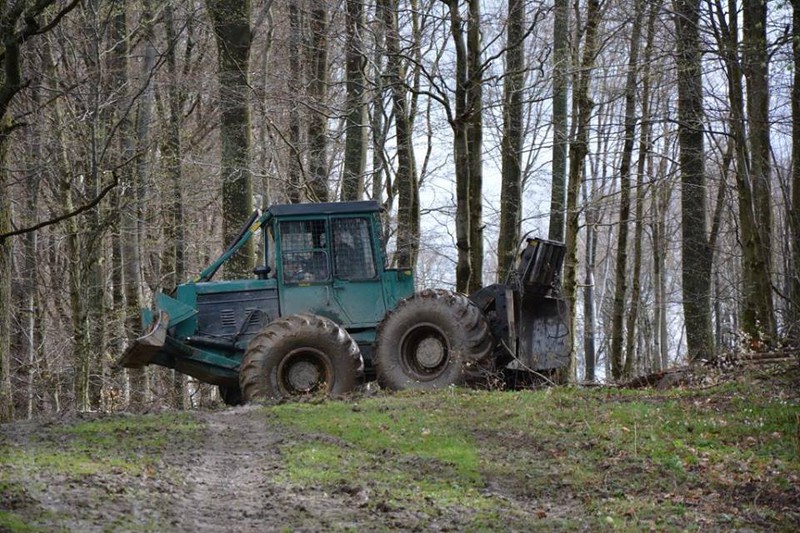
[625,0,660,376]
[741,0,776,341]
[161,1,189,408]
[444,0,484,293]
[791,0,800,340]
[497,0,525,282]
[562,0,602,382]
[207,0,254,278]
[465,0,483,294]
[342,0,367,201]
[674,0,714,361]
[609,0,644,380]
[307,3,330,202]
[549,0,569,242]
[286,3,303,203]
[384,0,419,268]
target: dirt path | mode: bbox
[149,407,373,532]
[172,407,286,531]
[2,407,384,532]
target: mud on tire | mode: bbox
[239,313,363,402]
[373,289,493,390]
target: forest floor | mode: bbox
[1,360,799,532]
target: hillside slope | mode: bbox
[1,363,798,531]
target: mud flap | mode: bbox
[516,296,569,370]
[119,311,169,369]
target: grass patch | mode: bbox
[269,374,799,530]
[0,413,201,477]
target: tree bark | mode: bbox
[207,0,254,278]
[674,0,714,362]
[497,0,525,283]
[445,0,472,293]
[466,0,483,294]
[549,0,569,242]
[610,0,643,380]
[307,3,330,202]
[384,0,419,269]
[342,0,367,201]
[0,134,12,422]
[741,0,776,341]
[791,0,800,341]
[625,0,659,376]
[287,2,303,203]
[562,0,602,383]
[162,1,188,408]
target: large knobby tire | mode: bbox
[373,289,493,391]
[239,313,362,402]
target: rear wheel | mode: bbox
[374,289,493,390]
[239,313,362,402]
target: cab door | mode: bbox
[329,216,387,326]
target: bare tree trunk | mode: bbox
[549,0,569,242]
[583,206,598,381]
[162,1,188,292]
[287,2,303,203]
[712,0,773,346]
[445,0,472,293]
[562,0,602,383]
[342,0,367,201]
[371,0,387,204]
[384,0,419,269]
[208,0,254,277]
[741,0,776,341]
[110,3,147,409]
[675,0,714,362]
[791,0,800,341]
[610,0,643,380]
[497,0,525,283]
[0,137,12,421]
[23,86,42,418]
[466,0,483,294]
[624,0,659,377]
[163,1,188,408]
[307,3,330,202]
[652,157,674,370]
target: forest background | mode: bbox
[0,0,798,420]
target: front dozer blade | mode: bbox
[119,311,169,369]
[517,295,569,370]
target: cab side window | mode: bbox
[332,218,377,280]
[280,220,329,283]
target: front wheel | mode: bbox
[239,313,363,402]
[373,289,493,390]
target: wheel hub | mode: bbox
[415,337,445,369]
[286,360,321,392]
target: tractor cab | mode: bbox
[266,202,410,327]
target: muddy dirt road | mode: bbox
[2,406,422,532]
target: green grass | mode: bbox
[270,371,800,530]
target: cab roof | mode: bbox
[266,200,381,218]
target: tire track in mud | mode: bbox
[174,406,285,531]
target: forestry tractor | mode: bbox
[119,201,568,404]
